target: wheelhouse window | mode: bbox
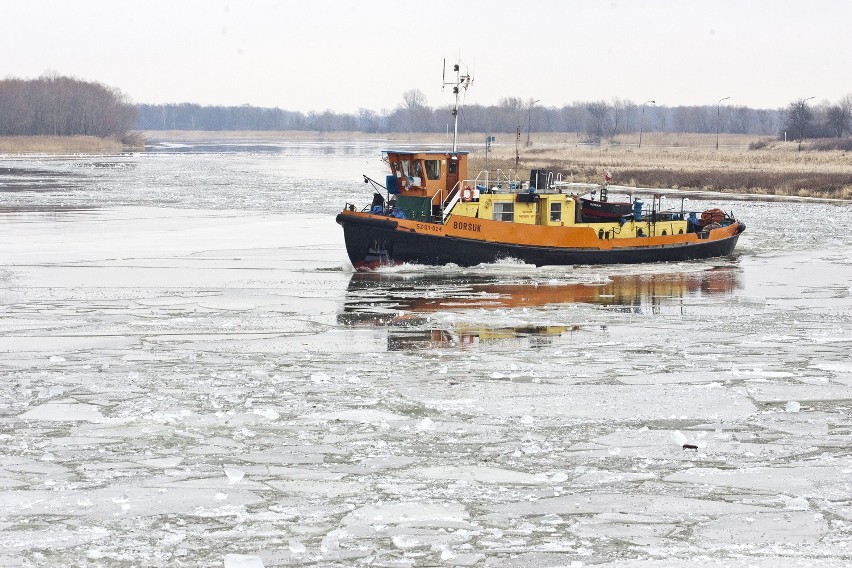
[550,201,562,222]
[398,159,411,177]
[424,159,441,180]
[493,201,514,222]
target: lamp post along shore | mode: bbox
[716,96,730,150]
[798,96,815,152]
[638,100,655,148]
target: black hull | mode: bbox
[337,214,742,268]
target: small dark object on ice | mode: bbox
[682,444,699,450]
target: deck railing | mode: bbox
[435,169,524,223]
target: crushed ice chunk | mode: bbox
[288,540,306,554]
[253,408,279,420]
[784,496,810,510]
[671,430,688,445]
[550,472,569,483]
[224,554,264,568]
[785,400,801,413]
[416,417,435,431]
[391,534,420,549]
[224,467,245,483]
[310,373,331,383]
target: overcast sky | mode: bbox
[4,0,850,112]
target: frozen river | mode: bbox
[2,138,852,567]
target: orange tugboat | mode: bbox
[336,66,745,270]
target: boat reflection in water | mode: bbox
[384,324,580,351]
[339,267,739,350]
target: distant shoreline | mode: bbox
[3,131,850,199]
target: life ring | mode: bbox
[461,186,474,202]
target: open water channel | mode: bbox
[1,137,852,567]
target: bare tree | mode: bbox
[498,97,524,112]
[401,89,427,111]
[782,98,815,140]
[730,106,755,134]
[609,98,626,142]
[0,75,136,138]
[824,94,852,138]
[584,101,612,143]
[399,89,430,132]
[357,108,379,133]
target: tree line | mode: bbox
[3,74,850,143]
[138,94,785,140]
[139,91,852,143]
[137,92,852,142]
[0,74,137,138]
[781,96,852,140]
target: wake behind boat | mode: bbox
[336,64,745,270]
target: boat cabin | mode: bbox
[384,150,468,198]
[376,151,695,239]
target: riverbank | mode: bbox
[0,135,143,154]
[466,132,852,200]
[5,131,850,199]
[144,130,852,199]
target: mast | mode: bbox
[442,60,472,152]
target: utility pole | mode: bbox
[515,126,520,168]
[526,99,540,147]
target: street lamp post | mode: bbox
[638,100,655,148]
[526,99,540,147]
[798,96,815,152]
[716,96,730,150]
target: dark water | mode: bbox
[1,139,851,567]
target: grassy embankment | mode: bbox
[465,132,852,200]
[0,135,144,154]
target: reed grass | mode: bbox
[0,135,137,154]
[471,133,852,199]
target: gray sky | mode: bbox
[5,0,850,112]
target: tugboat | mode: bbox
[336,66,745,270]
